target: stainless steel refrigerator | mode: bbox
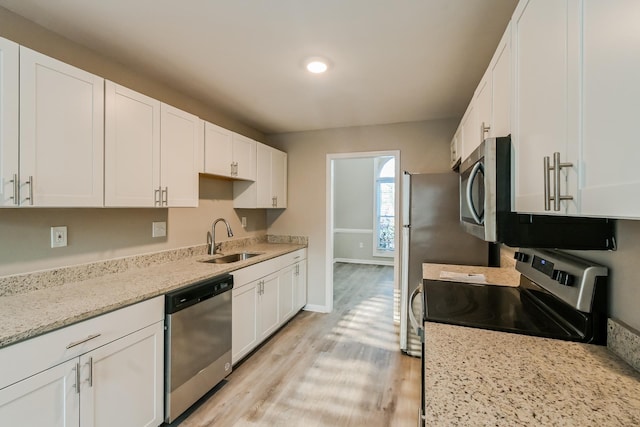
[400,172,496,356]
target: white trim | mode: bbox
[327,150,401,317]
[333,228,373,234]
[303,304,331,313]
[333,258,394,266]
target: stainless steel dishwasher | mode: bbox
[164,274,233,423]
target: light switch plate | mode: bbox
[241,217,247,228]
[51,226,67,248]
[152,221,167,238]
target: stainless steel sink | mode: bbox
[200,252,263,264]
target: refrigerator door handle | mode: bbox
[408,285,424,343]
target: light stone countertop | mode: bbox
[0,242,305,349]
[423,262,521,287]
[424,322,640,426]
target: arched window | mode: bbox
[374,157,395,256]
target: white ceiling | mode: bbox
[0,0,517,134]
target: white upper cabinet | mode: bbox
[160,103,201,207]
[104,81,161,207]
[0,37,19,207]
[579,0,640,218]
[19,47,105,207]
[491,23,512,138]
[459,22,512,162]
[450,125,461,169]
[106,84,199,207]
[511,0,581,215]
[202,122,256,181]
[234,142,287,209]
[203,121,233,177]
[459,99,478,161]
[231,133,256,181]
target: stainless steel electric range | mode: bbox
[416,248,608,427]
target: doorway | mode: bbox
[325,151,401,314]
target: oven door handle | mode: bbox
[466,161,484,225]
[409,285,424,343]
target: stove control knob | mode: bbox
[514,251,529,262]
[553,269,574,286]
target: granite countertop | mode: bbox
[424,322,640,426]
[423,261,520,287]
[0,242,306,349]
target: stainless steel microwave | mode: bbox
[459,136,616,250]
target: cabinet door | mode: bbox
[580,0,640,218]
[294,261,307,311]
[271,149,287,208]
[160,103,200,207]
[80,322,163,427]
[255,142,273,207]
[203,121,233,177]
[0,359,80,427]
[460,102,478,162]
[104,81,161,207]
[20,47,104,207]
[491,23,511,138]
[475,69,492,143]
[512,0,581,214]
[0,37,19,207]
[232,133,256,181]
[278,265,295,322]
[259,273,280,340]
[232,281,259,365]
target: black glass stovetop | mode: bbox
[422,279,584,341]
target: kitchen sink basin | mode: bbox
[200,252,264,264]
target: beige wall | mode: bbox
[266,119,457,309]
[0,177,267,276]
[0,7,268,277]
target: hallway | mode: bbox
[179,263,420,426]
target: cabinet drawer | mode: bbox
[231,249,307,286]
[0,296,163,390]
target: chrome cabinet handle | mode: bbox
[25,176,34,205]
[162,187,168,206]
[66,333,101,349]
[74,362,81,394]
[543,153,573,211]
[154,187,161,206]
[481,122,491,141]
[544,156,551,211]
[9,174,18,205]
[87,357,94,387]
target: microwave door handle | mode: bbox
[466,162,484,225]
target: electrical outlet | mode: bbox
[241,217,247,228]
[51,226,68,248]
[152,221,167,238]
[359,242,364,248]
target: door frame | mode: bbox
[325,150,401,312]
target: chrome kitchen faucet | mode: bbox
[209,218,234,255]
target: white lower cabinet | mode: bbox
[0,297,164,427]
[231,249,307,365]
[0,359,79,426]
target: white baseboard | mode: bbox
[333,258,394,266]
[303,304,331,313]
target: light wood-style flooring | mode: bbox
[178,263,420,427]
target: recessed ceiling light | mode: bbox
[305,57,330,74]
